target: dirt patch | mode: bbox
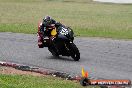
[0,66,44,77]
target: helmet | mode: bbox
[44,16,52,24]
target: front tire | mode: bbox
[69,43,80,61]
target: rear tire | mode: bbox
[48,46,59,57]
[69,43,80,61]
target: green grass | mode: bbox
[0,24,36,34]
[0,0,132,39]
[0,74,97,88]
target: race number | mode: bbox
[60,27,69,35]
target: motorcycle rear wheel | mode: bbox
[48,46,59,57]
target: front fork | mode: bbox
[64,41,73,55]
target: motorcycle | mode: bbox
[37,22,80,61]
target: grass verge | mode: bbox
[0,74,82,88]
[0,0,132,39]
[0,66,99,88]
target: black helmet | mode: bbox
[44,16,51,22]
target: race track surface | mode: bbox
[0,32,132,80]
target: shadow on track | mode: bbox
[47,56,74,61]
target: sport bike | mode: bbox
[37,22,80,61]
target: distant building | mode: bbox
[93,0,132,3]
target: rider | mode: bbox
[38,16,62,48]
[41,16,62,37]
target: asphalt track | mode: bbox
[0,32,132,80]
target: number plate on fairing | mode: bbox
[60,27,69,35]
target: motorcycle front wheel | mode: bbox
[69,43,80,61]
